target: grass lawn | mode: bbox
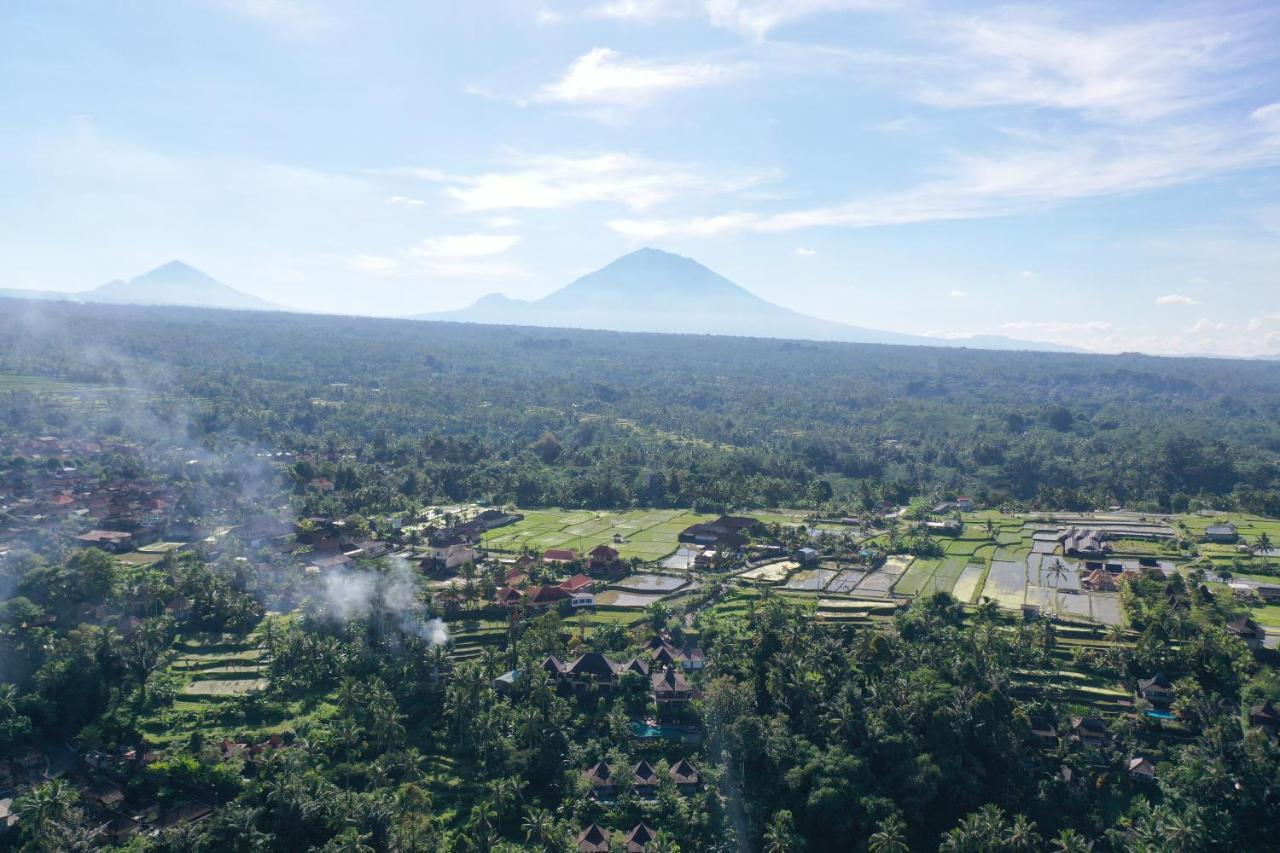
[1249,604,1280,628]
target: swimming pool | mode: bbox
[1144,709,1175,720]
[631,720,701,741]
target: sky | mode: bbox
[2,0,1279,356]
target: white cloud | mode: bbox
[949,289,967,298]
[538,47,745,105]
[794,247,816,256]
[1251,102,1280,134]
[587,0,686,21]
[920,11,1244,123]
[386,195,425,208]
[1248,313,1280,331]
[404,152,774,213]
[410,234,521,259]
[1003,320,1113,335]
[486,215,521,228]
[349,254,398,275]
[706,0,897,40]
[1188,317,1227,334]
[1155,293,1197,305]
[609,119,1280,238]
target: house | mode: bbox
[84,778,126,809]
[457,509,523,537]
[621,657,650,677]
[652,667,692,705]
[1204,522,1239,543]
[432,592,463,614]
[925,519,963,536]
[955,496,973,511]
[525,585,571,610]
[153,801,215,832]
[1058,527,1109,559]
[624,823,658,853]
[541,655,566,677]
[493,669,521,695]
[651,644,680,668]
[0,797,15,834]
[678,515,757,549]
[587,545,627,579]
[75,529,133,553]
[1071,716,1108,749]
[1137,673,1175,707]
[423,537,476,571]
[1127,756,1156,781]
[1257,585,1280,604]
[588,544,620,570]
[1249,699,1280,730]
[795,547,819,565]
[632,760,659,797]
[494,586,525,608]
[577,824,611,852]
[1081,569,1118,592]
[544,548,578,563]
[1028,715,1058,747]
[584,761,617,799]
[669,758,700,793]
[1227,616,1265,649]
[562,653,623,689]
[680,644,706,671]
[560,574,594,593]
[570,591,596,609]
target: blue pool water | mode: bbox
[1145,709,1175,720]
[631,720,700,740]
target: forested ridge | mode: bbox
[2,300,1277,516]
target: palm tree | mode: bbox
[1256,531,1273,555]
[1007,815,1041,852]
[521,807,555,849]
[1047,559,1068,588]
[15,778,77,831]
[323,827,375,853]
[868,814,909,853]
[763,810,797,853]
[1051,828,1094,853]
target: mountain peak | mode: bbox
[413,248,1081,353]
[87,260,278,311]
[150,259,203,275]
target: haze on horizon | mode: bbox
[2,1,1279,357]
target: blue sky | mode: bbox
[2,0,1278,355]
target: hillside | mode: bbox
[416,247,1080,352]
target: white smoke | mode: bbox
[321,554,449,647]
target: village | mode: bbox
[5,431,1280,847]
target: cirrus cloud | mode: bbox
[538,47,747,105]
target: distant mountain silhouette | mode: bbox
[0,260,279,311]
[414,247,1081,352]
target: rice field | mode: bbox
[480,508,715,562]
[611,574,688,593]
[951,564,986,603]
